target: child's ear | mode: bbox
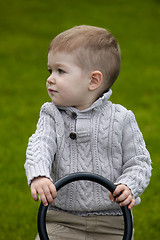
[88,71,103,91]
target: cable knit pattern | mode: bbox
[25,89,152,216]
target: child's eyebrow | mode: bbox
[47,63,67,68]
[47,63,52,68]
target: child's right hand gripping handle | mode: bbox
[31,177,57,206]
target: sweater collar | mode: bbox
[57,89,112,113]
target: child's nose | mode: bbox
[47,75,56,84]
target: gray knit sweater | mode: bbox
[25,89,152,216]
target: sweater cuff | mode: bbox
[24,160,53,186]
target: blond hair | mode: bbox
[49,25,121,90]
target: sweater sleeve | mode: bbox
[115,110,152,199]
[24,103,57,185]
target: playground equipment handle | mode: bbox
[38,172,133,240]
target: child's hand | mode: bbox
[31,177,57,206]
[109,184,136,210]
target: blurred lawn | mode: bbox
[0,0,160,239]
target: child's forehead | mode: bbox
[48,50,78,62]
[47,51,79,68]
[48,50,73,59]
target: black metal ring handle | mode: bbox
[38,172,133,240]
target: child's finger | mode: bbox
[43,185,55,205]
[127,199,136,210]
[118,194,133,207]
[49,183,57,200]
[38,189,48,206]
[109,192,115,203]
[115,189,129,202]
[31,187,39,202]
[113,185,125,197]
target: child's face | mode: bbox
[47,51,91,110]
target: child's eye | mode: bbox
[57,68,65,74]
[48,69,52,75]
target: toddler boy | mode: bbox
[25,25,151,240]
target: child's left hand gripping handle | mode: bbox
[109,184,136,210]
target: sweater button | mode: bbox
[70,132,77,139]
[71,112,77,119]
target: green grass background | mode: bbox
[0,0,159,239]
